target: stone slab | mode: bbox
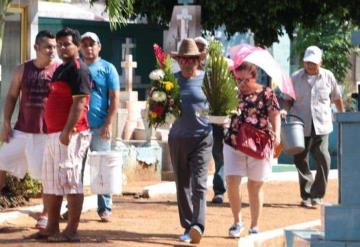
[116,140,163,182]
[351,31,360,45]
[324,205,360,241]
[119,91,138,103]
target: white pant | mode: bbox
[0,130,47,179]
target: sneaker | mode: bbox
[300,198,313,208]
[35,216,48,230]
[189,225,202,244]
[312,198,323,206]
[228,223,244,238]
[178,231,191,242]
[248,227,260,235]
[99,211,111,222]
[212,194,224,204]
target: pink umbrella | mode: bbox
[228,44,296,99]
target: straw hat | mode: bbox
[171,38,203,57]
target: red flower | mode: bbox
[153,104,165,116]
[153,44,166,67]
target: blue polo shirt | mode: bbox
[169,71,212,138]
[87,58,120,129]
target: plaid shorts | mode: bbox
[42,130,90,195]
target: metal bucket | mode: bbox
[281,114,305,155]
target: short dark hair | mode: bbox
[35,30,55,44]
[235,61,258,78]
[56,27,81,46]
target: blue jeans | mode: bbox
[90,128,112,215]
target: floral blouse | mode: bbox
[224,86,280,147]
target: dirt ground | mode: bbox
[0,179,338,247]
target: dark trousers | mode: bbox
[168,133,213,233]
[294,125,330,200]
[211,124,226,195]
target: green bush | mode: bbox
[0,173,42,209]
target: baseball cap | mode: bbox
[303,46,322,64]
[194,36,209,49]
[81,32,100,43]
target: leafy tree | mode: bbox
[292,14,357,83]
[90,0,134,30]
[132,0,360,47]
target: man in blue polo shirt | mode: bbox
[80,32,120,221]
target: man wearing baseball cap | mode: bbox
[288,45,344,208]
[80,31,120,221]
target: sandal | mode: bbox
[35,216,48,230]
[24,231,50,240]
[47,233,80,243]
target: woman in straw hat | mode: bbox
[224,59,281,237]
[168,38,213,244]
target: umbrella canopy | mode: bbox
[228,44,296,99]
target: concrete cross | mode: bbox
[178,0,193,5]
[122,38,135,60]
[176,8,192,48]
[121,54,137,92]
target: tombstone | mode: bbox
[120,54,142,140]
[286,112,360,246]
[120,38,141,85]
[176,8,193,49]
[121,54,137,92]
[163,4,201,53]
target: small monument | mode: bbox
[120,54,142,140]
[120,38,141,85]
[163,0,201,53]
[176,8,193,49]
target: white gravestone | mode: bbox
[121,54,137,92]
[120,38,140,84]
[176,8,192,49]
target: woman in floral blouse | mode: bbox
[224,61,281,237]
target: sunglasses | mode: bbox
[178,57,198,65]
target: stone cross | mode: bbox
[178,0,194,5]
[121,38,135,60]
[176,8,192,49]
[121,54,137,92]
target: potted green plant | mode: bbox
[203,40,238,124]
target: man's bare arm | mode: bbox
[100,89,120,139]
[59,96,87,145]
[1,64,24,142]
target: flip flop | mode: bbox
[47,233,80,243]
[35,216,48,230]
[24,231,50,240]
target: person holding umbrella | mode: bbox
[224,46,281,237]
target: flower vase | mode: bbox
[208,115,229,125]
[141,109,155,144]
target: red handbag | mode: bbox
[236,122,274,160]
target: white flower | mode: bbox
[158,91,167,101]
[151,91,167,102]
[165,113,176,124]
[149,69,165,81]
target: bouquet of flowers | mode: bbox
[147,44,181,129]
